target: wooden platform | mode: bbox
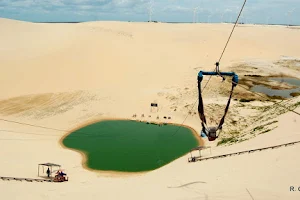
[188,140,300,163]
[0,176,53,182]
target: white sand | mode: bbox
[0,18,300,199]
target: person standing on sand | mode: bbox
[46,167,51,177]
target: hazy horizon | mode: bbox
[2,17,300,27]
[0,0,299,26]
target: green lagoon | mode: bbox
[62,120,199,172]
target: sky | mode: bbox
[0,0,299,25]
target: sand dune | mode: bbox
[0,18,300,199]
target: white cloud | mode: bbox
[162,5,191,12]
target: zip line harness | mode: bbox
[197,62,238,141]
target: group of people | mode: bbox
[46,167,68,182]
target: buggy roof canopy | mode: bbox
[39,163,61,167]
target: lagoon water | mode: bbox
[62,120,199,172]
[251,77,300,98]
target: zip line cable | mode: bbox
[218,0,247,64]
[1,1,249,139]
[0,118,127,138]
[170,0,248,137]
[1,0,298,142]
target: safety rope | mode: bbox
[217,84,235,130]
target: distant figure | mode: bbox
[59,171,66,176]
[46,167,51,177]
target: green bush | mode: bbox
[217,137,238,146]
